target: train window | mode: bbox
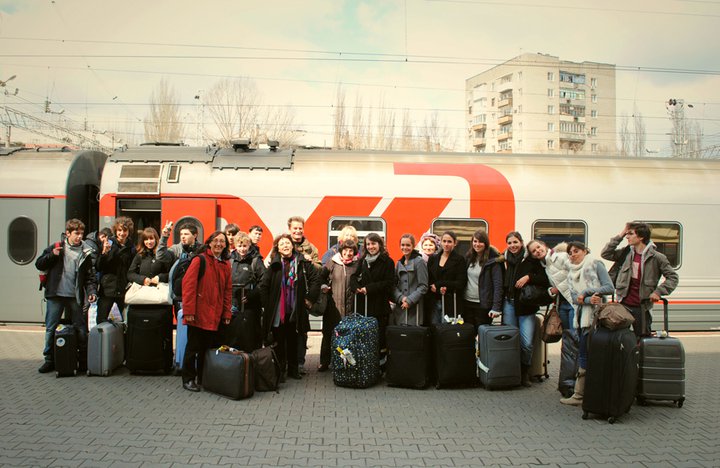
[532,220,587,248]
[431,218,488,257]
[328,217,385,251]
[173,216,204,245]
[167,164,181,183]
[644,222,682,268]
[8,217,37,265]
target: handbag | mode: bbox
[541,302,563,343]
[124,282,171,305]
[307,291,328,317]
[594,302,635,330]
[518,284,554,307]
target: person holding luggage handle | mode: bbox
[502,233,550,387]
[427,231,467,325]
[392,234,429,327]
[180,231,233,392]
[558,241,615,406]
[462,230,504,329]
[600,222,678,338]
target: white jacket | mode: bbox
[542,245,572,305]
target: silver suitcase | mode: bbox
[87,321,125,376]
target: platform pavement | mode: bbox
[0,327,718,468]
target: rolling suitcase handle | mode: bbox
[353,293,368,317]
[440,292,458,322]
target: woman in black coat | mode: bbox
[127,227,171,287]
[350,232,395,353]
[427,231,467,324]
[501,231,550,386]
[96,217,135,323]
[259,233,319,380]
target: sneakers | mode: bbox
[38,361,55,374]
[182,380,201,392]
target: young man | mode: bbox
[601,222,679,337]
[224,223,240,252]
[157,222,202,265]
[248,224,263,257]
[35,219,98,373]
[287,216,321,374]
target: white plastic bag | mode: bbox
[87,302,98,330]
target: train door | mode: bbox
[115,199,162,240]
[0,198,50,322]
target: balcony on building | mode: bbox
[559,132,586,143]
[498,114,513,125]
[473,137,486,148]
[497,132,512,142]
[471,122,487,132]
[497,148,513,154]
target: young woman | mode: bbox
[96,217,135,323]
[318,240,359,372]
[259,233,320,380]
[463,230,504,329]
[427,231,466,324]
[528,240,574,330]
[350,233,395,353]
[392,234,429,326]
[127,227,171,288]
[559,241,614,406]
[502,232,550,387]
[180,231,233,392]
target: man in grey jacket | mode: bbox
[157,221,202,265]
[601,222,679,337]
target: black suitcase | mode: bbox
[220,288,260,352]
[431,294,477,388]
[558,328,580,397]
[54,324,78,377]
[386,307,433,389]
[202,347,254,400]
[637,298,686,408]
[125,305,174,374]
[582,326,639,423]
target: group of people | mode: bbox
[36,216,678,402]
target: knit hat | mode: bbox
[418,231,441,252]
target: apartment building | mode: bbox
[466,53,616,155]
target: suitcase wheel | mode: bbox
[55,371,59,378]
[607,417,616,424]
[637,396,647,406]
[86,370,91,377]
[676,398,685,408]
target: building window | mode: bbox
[491,98,495,107]
[590,127,598,136]
[591,143,598,152]
[547,140,555,150]
[591,109,598,118]
[548,105,555,114]
[548,122,555,132]
[517,105,522,113]
[547,72,554,81]
[518,71,523,80]
[591,94,598,103]
[590,77,598,88]
[517,139,522,149]
[8,217,37,265]
[559,71,586,84]
[548,89,554,97]
[532,220,588,247]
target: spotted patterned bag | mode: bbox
[331,313,380,389]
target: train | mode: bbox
[1,142,719,330]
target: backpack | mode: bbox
[169,253,206,300]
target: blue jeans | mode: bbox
[502,299,536,367]
[557,297,575,331]
[43,297,86,363]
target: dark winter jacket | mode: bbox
[349,252,395,319]
[127,250,171,285]
[229,249,266,311]
[259,253,320,337]
[181,250,232,332]
[508,256,550,316]
[427,250,467,316]
[471,247,505,312]
[96,238,135,298]
[35,238,97,304]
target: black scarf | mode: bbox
[504,248,525,293]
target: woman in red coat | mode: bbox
[180,231,233,392]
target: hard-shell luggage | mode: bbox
[637,298,686,408]
[125,305,173,374]
[431,294,477,388]
[477,323,521,389]
[385,307,433,389]
[582,326,639,423]
[87,321,125,376]
[529,312,549,381]
[331,298,381,389]
[174,307,188,371]
[558,328,580,398]
[54,324,78,377]
[251,346,282,392]
[202,347,254,400]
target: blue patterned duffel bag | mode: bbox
[331,313,380,389]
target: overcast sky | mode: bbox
[1,0,718,154]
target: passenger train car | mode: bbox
[1,143,718,330]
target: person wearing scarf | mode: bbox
[559,241,614,406]
[260,233,319,381]
[392,234,429,327]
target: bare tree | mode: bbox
[333,85,348,149]
[143,78,184,143]
[400,109,414,151]
[203,78,260,146]
[633,107,646,156]
[618,112,630,157]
